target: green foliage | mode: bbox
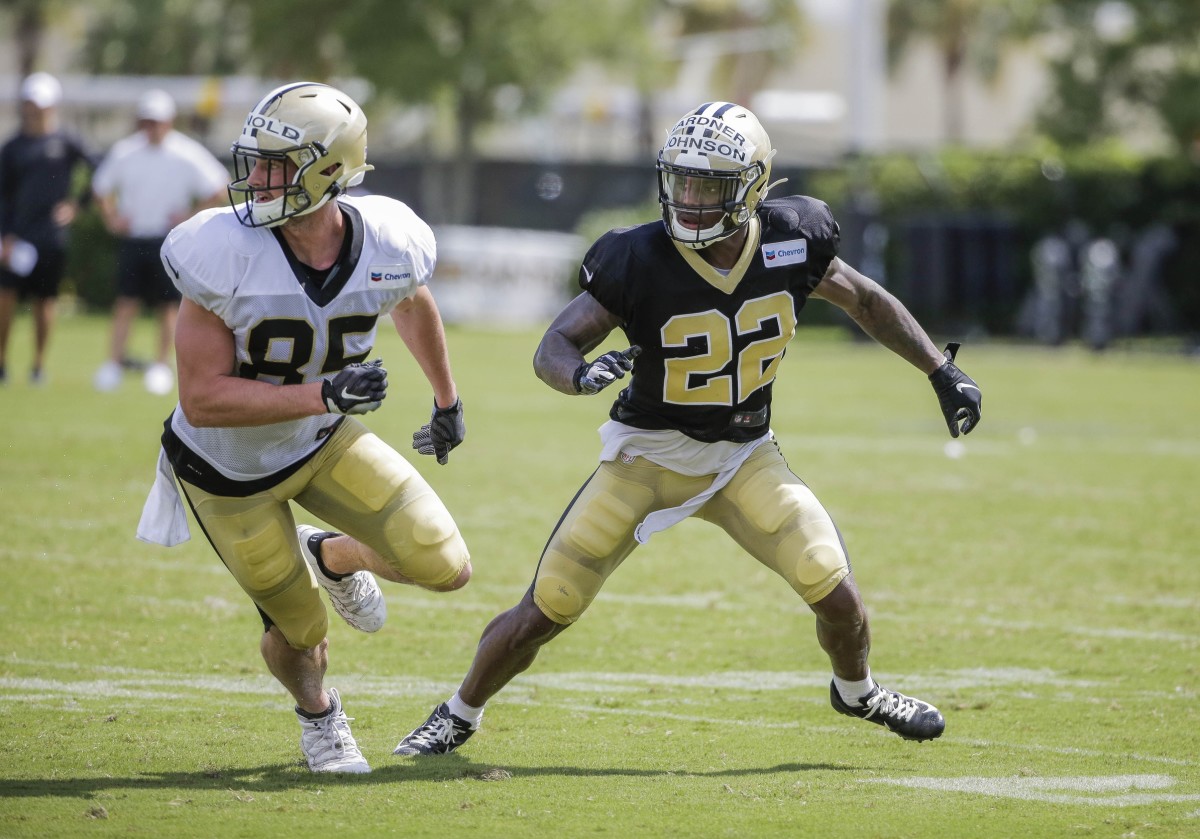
[810,143,1200,330]
[236,0,650,116]
[78,0,249,75]
[1034,0,1200,152]
[885,0,1045,141]
[573,199,660,248]
[1,314,1198,837]
[64,206,118,312]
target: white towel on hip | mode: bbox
[135,447,191,546]
[596,421,771,544]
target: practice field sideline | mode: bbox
[1,312,1196,838]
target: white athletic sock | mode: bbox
[834,670,876,707]
[447,691,485,726]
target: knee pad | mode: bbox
[533,468,651,624]
[533,548,605,625]
[262,590,329,650]
[777,530,849,604]
[398,491,458,548]
[381,492,468,588]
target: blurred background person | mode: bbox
[0,71,96,386]
[92,89,229,395]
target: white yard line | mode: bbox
[973,616,1197,644]
[863,774,1200,807]
[3,662,1196,779]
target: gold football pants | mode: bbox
[179,418,469,648]
[533,440,850,624]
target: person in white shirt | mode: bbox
[92,89,229,394]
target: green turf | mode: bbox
[1,310,1197,838]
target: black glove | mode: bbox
[928,342,981,438]
[573,346,641,395]
[322,359,387,415]
[412,398,465,465]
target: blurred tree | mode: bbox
[1036,0,1200,155]
[198,0,799,220]
[78,0,250,75]
[68,0,804,222]
[886,0,1044,143]
[0,0,71,77]
[222,0,652,222]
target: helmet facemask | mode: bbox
[655,102,778,250]
[228,82,373,229]
[657,156,769,249]
[229,144,329,228]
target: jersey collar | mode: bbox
[271,201,365,307]
[670,216,761,294]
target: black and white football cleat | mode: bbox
[393,703,477,756]
[830,681,945,742]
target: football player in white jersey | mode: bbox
[136,82,472,774]
[396,102,982,757]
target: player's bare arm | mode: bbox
[391,286,458,409]
[812,256,946,374]
[534,292,624,395]
[175,297,326,426]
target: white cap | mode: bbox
[136,89,176,122]
[19,72,62,109]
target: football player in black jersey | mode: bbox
[396,101,982,755]
[0,72,97,385]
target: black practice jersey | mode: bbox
[0,130,95,250]
[581,195,840,443]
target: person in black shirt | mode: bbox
[396,102,983,756]
[0,73,96,384]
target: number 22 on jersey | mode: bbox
[661,291,796,406]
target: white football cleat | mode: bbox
[297,525,386,633]
[297,688,370,773]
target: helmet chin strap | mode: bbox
[668,208,741,250]
[249,195,289,228]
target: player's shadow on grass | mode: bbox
[0,759,853,798]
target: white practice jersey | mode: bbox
[92,130,229,238]
[162,193,434,481]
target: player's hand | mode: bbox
[573,346,641,395]
[928,342,981,438]
[413,398,465,465]
[322,359,387,415]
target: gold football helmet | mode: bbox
[229,82,373,228]
[656,102,778,249]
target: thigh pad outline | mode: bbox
[185,486,327,649]
[533,460,656,624]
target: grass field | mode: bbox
[1,310,1198,838]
